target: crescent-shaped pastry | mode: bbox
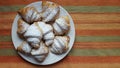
[53,15,70,35]
[17,41,32,54]
[24,22,43,49]
[24,22,54,48]
[41,1,60,23]
[37,22,55,46]
[18,7,41,24]
[50,36,70,54]
[31,41,49,62]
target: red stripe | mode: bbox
[0,56,24,63]
[0,12,16,15]
[0,42,13,48]
[1,56,120,63]
[0,45,14,48]
[0,42,13,45]
[0,0,120,6]
[0,29,11,36]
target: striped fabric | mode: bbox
[0,0,120,68]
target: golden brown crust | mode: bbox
[17,18,26,39]
[17,32,25,39]
[64,36,69,51]
[42,1,59,8]
[18,7,37,16]
[62,15,70,25]
[17,19,24,33]
[18,7,40,24]
[49,3,58,9]
[33,44,40,49]
[42,1,51,7]
[17,41,26,52]
[62,16,70,35]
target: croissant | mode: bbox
[36,22,54,46]
[18,7,41,24]
[50,36,70,54]
[17,41,32,54]
[17,18,30,39]
[53,15,70,35]
[31,41,49,62]
[24,22,43,49]
[41,1,60,23]
[37,22,54,46]
[24,22,54,48]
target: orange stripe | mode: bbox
[71,13,120,23]
[0,0,120,6]
[73,42,120,49]
[2,16,120,25]
[76,29,120,36]
[1,63,120,68]
[0,42,13,48]
[74,20,120,24]
[4,30,120,36]
[1,29,120,36]
[1,56,120,63]
[2,17,120,25]
[0,18,13,30]
[1,13,120,24]
[1,42,120,49]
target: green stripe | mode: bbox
[69,48,120,56]
[0,36,11,42]
[0,5,25,12]
[0,49,17,56]
[1,48,120,56]
[1,36,120,42]
[64,6,120,13]
[76,36,120,42]
[0,5,120,12]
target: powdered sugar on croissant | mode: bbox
[17,41,32,54]
[41,1,60,22]
[24,22,54,48]
[53,16,70,35]
[37,22,54,46]
[24,22,43,48]
[50,36,70,54]
[18,7,41,24]
[31,41,49,62]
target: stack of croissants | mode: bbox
[16,1,70,62]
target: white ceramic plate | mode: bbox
[12,1,75,65]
